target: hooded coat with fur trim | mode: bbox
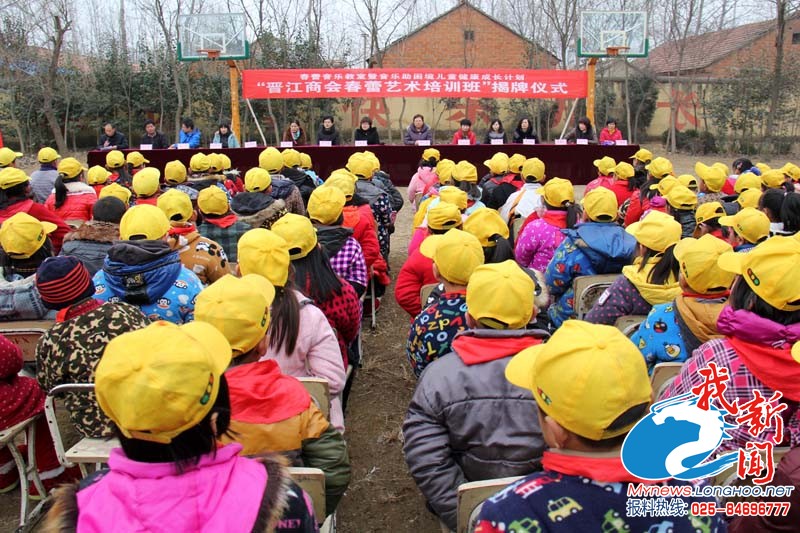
[60,221,120,276]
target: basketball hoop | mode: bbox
[605,46,630,57]
[198,49,222,60]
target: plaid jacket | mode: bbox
[328,237,367,289]
[197,219,251,264]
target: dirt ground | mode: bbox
[0,144,795,532]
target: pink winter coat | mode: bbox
[75,444,268,532]
[408,167,439,209]
[260,289,346,431]
[514,211,568,272]
[45,181,97,223]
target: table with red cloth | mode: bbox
[87,144,639,186]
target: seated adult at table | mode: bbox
[170,117,201,149]
[404,114,433,145]
[60,197,126,276]
[512,117,538,144]
[451,119,476,145]
[483,118,506,144]
[354,116,380,145]
[599,118,624,144]
[30,147,61,203]
[317,115,342,146]
[282,119,307,146]
[212,120,239,148]
[97,122,128,150]
[564,116,598,144]
[140,119,169,149]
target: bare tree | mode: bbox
[37,0,73,154]
[765,0,787,138]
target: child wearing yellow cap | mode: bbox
[499,157,546,224]
[662,236,800,453]
[408,149,441,209]
[480,152,524,210]
[448,160,486,215]
[693,201,730,241]
[254,148,306,215]
[474,321,725,533]
[404,261,550,531]
[279,148,318,205]
[30,147,61,203]
[665,184,698,237]
[45,157,96,224]
[104,149,131,187]
[586,210,682,325]
[44,320,317,531]
[230,167,289,230]
[347,152,396,261]
[195,186,250,264]
[624,156,673,226]
[546,188,637,328]
[632,234,735,372]
[195,274,351,513]
[719,207,770,252]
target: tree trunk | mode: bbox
[43,15,69,154]
[765,0,786,138]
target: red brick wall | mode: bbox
[708,19,800,76]
[380,4,557,69]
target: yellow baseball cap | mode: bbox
[0,168,30,189]
[737,188,762,209]
[673,235,735,293]
[734,172,761,193]
[132,167,161,197]
[0,212,57,258]
[626,210,682,252]
[695,202,725,225]
[536,177,574,207]
[467,260,535,329]
[197,186,230,216]
[126,151,149,168]
[420,229,484,285]
[593,156,617,176]
[271,213,318,260]
[436,159,456,184]
[630,148,653,163]
[282,148,301,168]
[87,165,111,185]
[782,163,800,182]
[259,148,283,174]
[0,147,22,167]
[237,228,291,287]
[99,183,132,205]
[463,207,510,247]
[695,162,726,193]
[207,153,224,173]
[718,236,800,311]
[438,187,468,211]
[245,168,272,192]
[484,152,510,175]
[677,174,698,190]
[95,320,232,444]
[422,148,441,162]
[37,147,60,164]
[713,162,729,175]
[505,320,651,441]
[189,153,210,173]
[453,161,478,183]
[195,274,275,356]
[324,170,357,198]
[58,157,87,179]
[157,189,193,223]
[220,154,232,171]
[755,163,771,174]
[363,151,381,173]
[614,162,635,180]
[508,154,526,174]
[649,176,679,195]
[426,201,462,231]
[346,152,373,178]
[645,157,673,179]
[665,185,698,210]
[581,187,618,221]
[299,152,312,170]
[120,204,170,240]
[105,150,125,169]
[308,186,346,225]
[761,169,785,189]
[719,207,770,244]
[521,158,545,183]
[164,160,188,185]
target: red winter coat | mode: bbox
[599,127,623,143]
[0,198,70,254]
[311,280,362,368]
[451,130,477,145]
[395,248,437,318]
[45,182,97,223]
[342,204,390,285]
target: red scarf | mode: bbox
[205,214,239,229]
[543,450,654,483]
[56,298,104,323]
[453,334,543,366]
[168,224,196,237]
[728,337,800,401]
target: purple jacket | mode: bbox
[403,124,433,145]
[514,211,567,272]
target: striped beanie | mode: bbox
[35,256,95,310]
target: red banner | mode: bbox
[241,68,587,100]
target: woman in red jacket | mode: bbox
[45,157,96,224]
[598,118,624,144]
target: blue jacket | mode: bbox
[546,222,636,328]
[178,129,201,148]
[93,240,203,324]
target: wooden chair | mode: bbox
[0,415,48,529]
[289,467,334,532]
[0,320,54,364]
[44,383,118,477]
[573,274,618,319]
[299,377,330,420]
[420,283,439,308]
[650,362,683,401]
[457,476,522,533]
[614,315,647,337]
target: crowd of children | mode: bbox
[0,142,799,532]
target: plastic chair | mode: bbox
[456,476,523,533]
[419,283,438,308]
[299,377,330,420]
[0,415,48,529]
[369,266,377,330]
[573,274,618,319]
[650,362,683,402]
[614,315,647,337]
[0,320,54,364]
[290,466,334,532]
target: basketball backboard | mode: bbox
[177,13,250,61]
[578,11,648,58]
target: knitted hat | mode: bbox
[35,256,95,309]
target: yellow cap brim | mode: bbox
[505,344,545,390]
[41,221,58,234]
[792,342,800,364]
[649,183,660,190]
[717,215,735,227]
[419,235,443,259]
[717,250,744,275]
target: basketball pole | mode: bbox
[228,60,241,142]
[586,57,598,131]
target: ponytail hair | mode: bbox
[780,191,800,234]
[638,244,679,285]
[544,199,579,229]
[268,285,301,355]
[483,235,515,263]
[54,174,69,208]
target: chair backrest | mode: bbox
[0,320,55,363]
[614,315,647,337]
[650,362,683,401]
[45,383,97,467]
[420,284,438,307]
[573,274,618,319]
[457,476,522,533]
[289,467,326,522]
[510,216,524,243]
[299,377,330,420]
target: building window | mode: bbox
[793,32,800,44]
[464,30,475,41]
